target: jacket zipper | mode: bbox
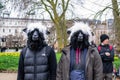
[34,51,36,80]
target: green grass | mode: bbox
[1,52,120,72]
[0,52,61,72]
[0,56,19,72]
[56,52,61,63]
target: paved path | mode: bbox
[0,73,17,80]
[0,73,120,80]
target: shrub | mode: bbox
[113,55,120,70]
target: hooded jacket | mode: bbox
[17,45,57,80]
[56,45,103,80]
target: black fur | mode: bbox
[27,29,47,50]
[70,30,90,50]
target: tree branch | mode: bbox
[41,0,55,23]
[60,0,70,19]
[94,5,113,19]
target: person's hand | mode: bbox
[105,52,110,56]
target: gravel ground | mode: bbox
[0,73,120,80]
[0,73,17,80]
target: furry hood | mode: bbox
[67,22,93,45]
[23,22,50,39]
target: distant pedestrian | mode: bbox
[98,34,114,80]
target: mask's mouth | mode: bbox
[78,37,83,42]
[77,33,83,42]
[32,36,39,41]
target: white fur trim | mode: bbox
[27,23,48,39]
[68,22,93,44]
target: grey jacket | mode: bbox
[17,46,57,80]
[56,45,103,80]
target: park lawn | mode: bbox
[0,52,120,72]
[0,52,61,72]
[0,56,19,72]
[0,52,20,72]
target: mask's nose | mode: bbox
[78,33,83,41]
[32,31,39,41]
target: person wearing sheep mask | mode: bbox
[17,23,57,80]
[56,22,103,80]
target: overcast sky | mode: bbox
[3,0,119,21]
[73,0,113,21]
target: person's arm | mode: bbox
[103,47,114,62]
[48,47,57,80]
[109,47,114,61]
[17,50,24,80]
[93,48,103,80]
[97,46,106,60]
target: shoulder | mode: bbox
[61,45,71,55]
[45,45,55,54]
[89,45,98,52]
[109,45,113,50]
[88,45,100,56]
[21,46,27,53]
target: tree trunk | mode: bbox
[62,15,68,46]
[55,19,68,52]
[55,23,64,52]
[111,0,120,49]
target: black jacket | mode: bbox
[98,44,114,73]
[17,46,57,80]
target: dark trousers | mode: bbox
[103,73,112,80]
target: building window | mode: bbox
[15,29,17,33]
[9,29,11,32]
[9,22,12,25]
[15,22,17,25]
[3,29,5,32]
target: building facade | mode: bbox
[0,17,53,48]
[0,17,115,48]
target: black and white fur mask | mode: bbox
[67,22,94,49]
[23,23,50,50]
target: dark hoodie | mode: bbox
[98,44,114,73]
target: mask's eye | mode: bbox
[91,32,94,36]
[67,30,71,34]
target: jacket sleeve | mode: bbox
[56,54,64,80]
[108,47,114,61]
[93,48,103,80]
[48,48,57,80]
[17,50,24,80]
[101,47,114,62]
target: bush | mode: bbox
[114,56,119,61]
[113,56,120,70]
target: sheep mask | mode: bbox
[67,22,94,49]
[23,23,50,50]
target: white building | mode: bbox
[0,17,53,48]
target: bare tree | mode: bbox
[111,0,120,52]
[93,0,120,51]
[2,0,83,51]
[19,0,71,51]
[40,0,70,51]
